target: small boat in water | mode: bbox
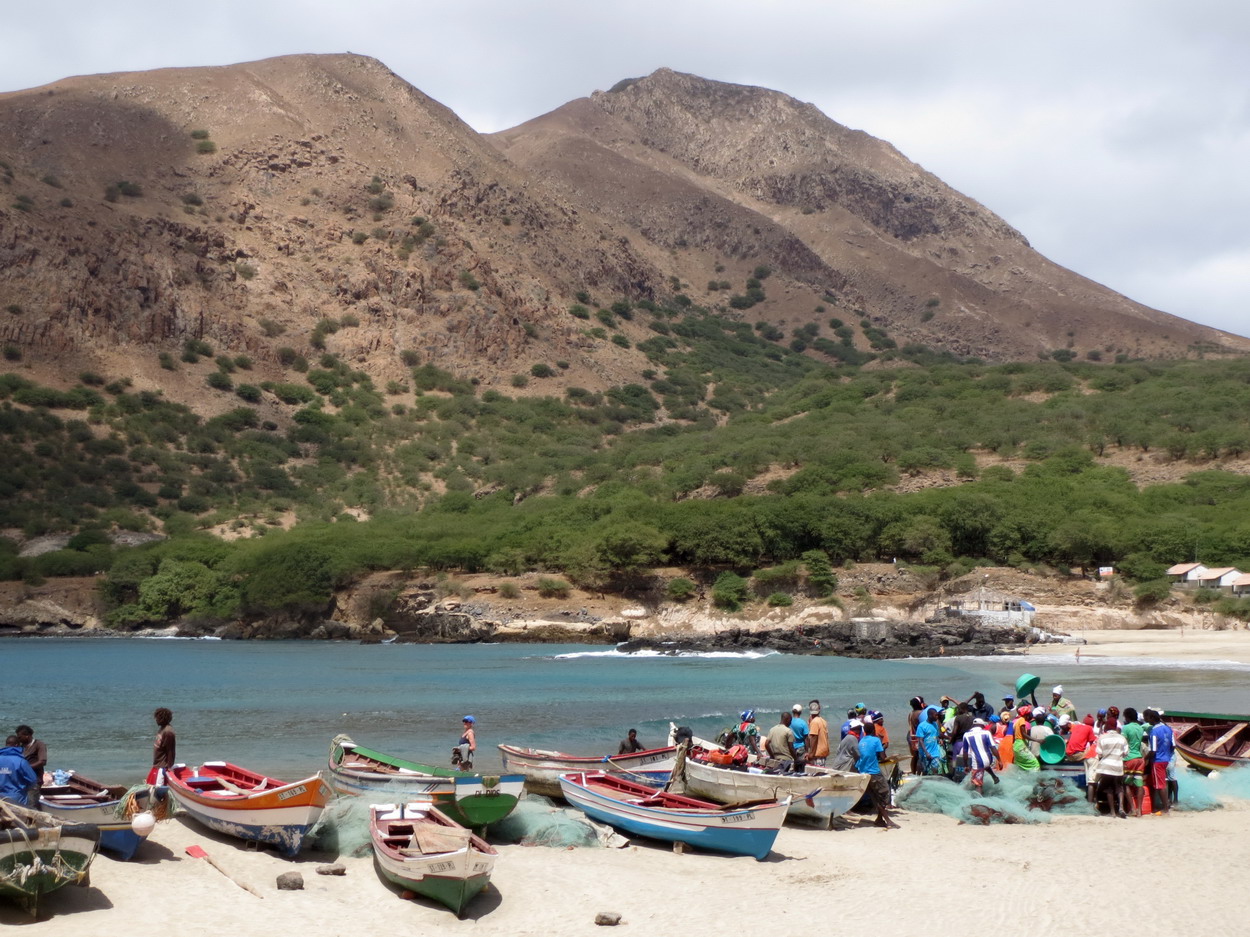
[498,743,676,797]
[328,735,523,828]
[558,771,789,860]
[166,761,331,856]
[38,771,167,860]
[370,802,498,917]
[674,753,867,828]
[0,801,99,916]
[1161,710,1250,773]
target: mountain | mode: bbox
[1,55,1245,411]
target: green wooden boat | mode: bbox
[0,801,100,916]
[370,802,497,917]
[328,735,523,828]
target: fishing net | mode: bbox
[1163,764,1250,812]
[307,796,375,857]
[489,795,605,848]
[897,772,1096,824]
[117,784,175,821]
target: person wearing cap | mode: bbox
[856,718,898,829]
[732,710,761,755]
[1027,708,1055,757]
[999,696,1015,724]
[789,704,809,763]
[830,719,861,772]
[806,700,829,766]
[764,711,798,770]
[1143,708,1175,815]
[1050,686,1076,722]
[453,715,476,770]
[964,718,1000,795]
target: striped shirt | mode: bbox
[1095,729,1128,776]
[964,727,997,769]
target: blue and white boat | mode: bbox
[39,772,166,860]
[558,771,789,861]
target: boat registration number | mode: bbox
[428,860,454,873]
[277,784,307,801]
[720,812,753,824]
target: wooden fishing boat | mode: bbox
[558,771,789,861]
[675,754,867,828]
[1160,710,1250,773]
[328,735,523,827]
[0,801,99,916]
[166,762,331,856]
[38,772,167,860]
[370,802,497,917]
[498,743,676,797]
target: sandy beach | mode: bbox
[9,793,1249,937]
[10,628,1250,936]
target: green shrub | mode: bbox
[1133,579,1172,606]
[458,270,481,291]
[766,592,793,607]
[511,374,529,388]
[235,262,257,280]
[666,577,698,601]
[712,571,750,611]
[196,140,217,155]
[3,345,21,361]
[531,363,555,378]
[499,581,521,599]
[260,318,286,337]
[351,231,368,245]
[569,304,590,319]
[206,371,232,391]
[190,129,211,140]
[536,576,571,599]
[181,193,203,206]
[158,352,177,371]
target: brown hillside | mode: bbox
[494,68,1250,361]
[0,55,1245,413]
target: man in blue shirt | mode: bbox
[0,734,38,806]
[856,719,898,829]
[789,704,809,770]
[1144,709,1175,814]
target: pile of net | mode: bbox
[896,772,1095,824]
[491,795,624,848]
[307,797,375,857]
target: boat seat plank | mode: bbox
[1204,722,1248,754]
[412,826,471,855]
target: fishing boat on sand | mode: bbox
[1160,710,1250,773]
[0,801,99,916]
[38,771,168,860]
[558,771,789,860]
[370,802,498,917]
[498,743,676,797]
[328,735,523,827]
[166,762,331,856]
[674,752,868,828]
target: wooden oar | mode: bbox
[185,844,263,898]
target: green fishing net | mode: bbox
[896,772,1096,824]
[490,795,603,848]
[308,796,375,857]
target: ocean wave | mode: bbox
[549,648,781,661]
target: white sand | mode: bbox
[1046,628,1250,663]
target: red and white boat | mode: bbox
[166,761,331,856]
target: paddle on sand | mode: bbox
[185,844,264,898]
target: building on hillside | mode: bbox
[927,587,1035,627]
[1231,573,1250,597]
[1166,562,1208,585]
[1198,567,1242,593]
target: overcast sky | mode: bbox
[6,1,1248,336]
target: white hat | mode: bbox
[792,703,803,713]
[972,718,987,727]
[1052,685,1063,694]
[1058,715,1071,727]
[848,718,863,728]
[861,714,875,725]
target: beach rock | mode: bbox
[595,911,622,926]
[315,863,347,876]
[276,871,304,890]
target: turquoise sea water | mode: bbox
[5,637,1250,784]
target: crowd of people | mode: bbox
[905,685,1178,817]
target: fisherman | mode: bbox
[1050,686,1077,722]
[729,710,762,754]
[618,728,644,754]
[964,718,1001,795]
[152,708,176,779]
[966,692,995,722]
[857,718,898,829]
[806,700,830,766]
[1120,708,1146,816]
[789,703,809,762]
[916,708,944,775]
[907,696,926,774]
[0,734,38,806]
[764,711,798,771]
[1094,709,1128,818]
[14,724,45,802]
[830,719,862,771]
[1144,708,1175,814]
[453,715,476,771]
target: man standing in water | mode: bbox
[152,708,176,780]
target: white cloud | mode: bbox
[3,0,1247,336]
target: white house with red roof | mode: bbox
[1196,567,1242,593]
[1166,562,1207,585]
